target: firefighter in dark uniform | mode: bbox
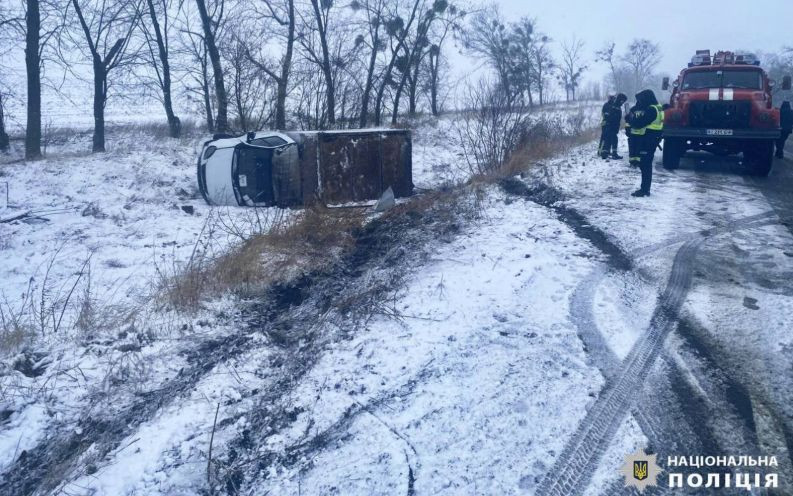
[625,89,664,197]
[776,101,792,159]
[598,95,615,158]
[602,93,628,159]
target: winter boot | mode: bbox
[631,189,650,197]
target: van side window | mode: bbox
[251,136,288,147]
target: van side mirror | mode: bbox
[662,77,670,91]
[783,75,792,91]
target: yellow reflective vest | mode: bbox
[630,104,664,135]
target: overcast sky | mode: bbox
[454,0,793,92]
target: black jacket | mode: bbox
[626,89,662,141]
[601,97,615,126]
[604,103,622,130]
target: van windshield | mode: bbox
[682,70,762,90]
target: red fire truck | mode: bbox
[661,50,791,175]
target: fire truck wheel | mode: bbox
[662,138,684,169]
[744,141,773,176]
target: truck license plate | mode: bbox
[706,129,734,136]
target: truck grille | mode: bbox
[689,101,751,129]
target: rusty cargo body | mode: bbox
[197,129,412,207]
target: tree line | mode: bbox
[0,0,728,159]
[0,0,467,156]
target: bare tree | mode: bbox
[507,17,537,107]
[595,41,618,92]
[530,34,553,105]
[228,28,272,131]
[6,0,58,158]
[177,3,214,131]
[457,77,528,174]
[66,0,141,152]
[300,0,336,125]
[351,0,385,127]
[622,38,661,93]
[194,0,228,133]
[372,0,421,125]
[245,0,295,129]
[392,0,441,124]
[463,6,512,95]
[424,42,450,115]
[140,0,181,137]
[558,36,586,101]
[25,0,41,157]
[0,6,20,152]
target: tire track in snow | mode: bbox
[571,210,776,382]
[537,237,702,496]
[539,212,778,496]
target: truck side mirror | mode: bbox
[662,77,670,91]
[783,75,792,91]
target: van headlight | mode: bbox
[203,146,217,160]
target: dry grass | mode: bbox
[502,125,600,176]
[162,204,367,310]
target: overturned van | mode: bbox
[197,129,412,207]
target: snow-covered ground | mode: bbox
[9,105,789,496]
[0,129,293,480]
[0,104,604,496]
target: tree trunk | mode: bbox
[92,60,106,152]
[274,0,294,129]
[25,0,42,159]
[359,26,379,128]
[146,0,180,138]
[391,70,407,124]
[429,52,439,116]
[340,86,346,124]
[526,80,534,108]
[201,57,214,132]
[408,58,420,116]
[310,0,334,126]
[195,0,228,133]
[234,69,246,131]
[0,92,9,152]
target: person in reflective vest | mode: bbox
[625,89,664,197]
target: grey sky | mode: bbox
[458,0,793,90]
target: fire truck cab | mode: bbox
[661,50,791,176]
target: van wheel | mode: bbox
[744,141,773,176]
[663,138,684,169]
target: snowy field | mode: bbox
[0,103,632,496]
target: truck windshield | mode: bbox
[682,70,762,90]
